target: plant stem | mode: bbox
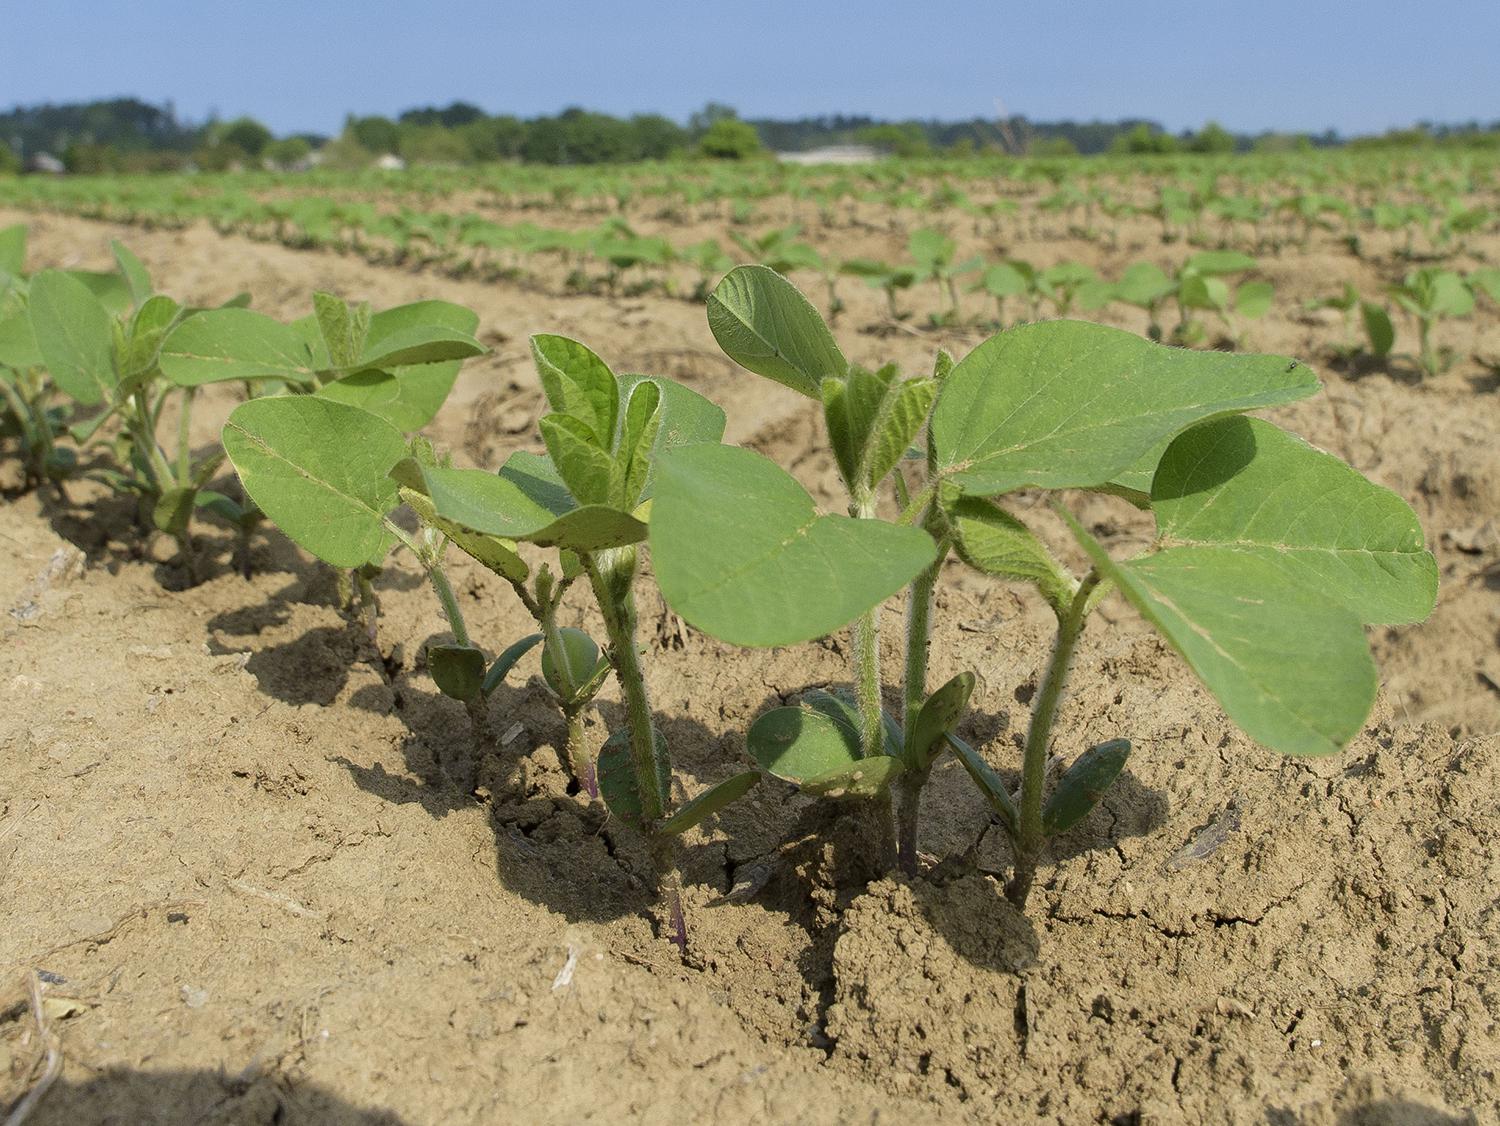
[1007,570,1099,910]
[176,388,194,482]
[426,563,470,647]
[895,529,947,878]
[563,705,597,799]
[585,547,664,823]
[850,490,884,762]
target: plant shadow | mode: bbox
[19,1068,408,1125]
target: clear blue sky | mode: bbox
[5,0,1497,137]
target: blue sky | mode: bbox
[5,0,1497,137]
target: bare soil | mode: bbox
[2,205,1497,1125]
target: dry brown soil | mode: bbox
[2,203,1497,1125]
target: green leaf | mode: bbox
[531,334,617,446]
[1180,274,1230,314]
[1236,281,1275,320]
[864,377,937,488]
[658,772,761,835]
[1042,739,1130,835]
[1183,250,1257,276]
[117,294,182,391]
[1115,262,1174,308]
[1151,416,1436,625]
[541,627,601,702]
[356,323,484,371]
[110,241,153,308]
[64,270,133,316]
[948,496,1076,613]
[317,363,461,432]
[0,224,24,278]
[481,634,544,696]
[224,396,406,567]
[160,308,315,386]
[947,732,1018,837]
[539,412,614,506]
[598,728,670,829]
[0,312,42,370]
[618,373,726,451]
[747,704,903,797]
[612,379,662,508]
[909,671,976,770]
[1067,514,1376,758]
[931,320,1319,496]
[396,458,646,552]
[152,486,197,535]
[28,271,116,405]
[314,292,366,370]
[1361,303,1394,357]
[1429,272,1474,318]
[429,644,485,702]
[401,486,528,582]
[706,264,847,398]
[650,443,938,647]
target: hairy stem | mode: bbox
[850,491,884,762]
[585,547,664,823]
[176,388,195,482]
[896,531,947,877]
[564,705,597,799]
[1007,570,1099,909]
[426,563,470,647]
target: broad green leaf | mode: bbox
[429,644,485,702]
[28,271,115,405]
[650,444,938,647]
[1152,417,1436,625]
[1068,515,1376,758]
[160,308,315,386]
[0,312,42,370]
[803,688,904,757]
[947,732,1018,837]
[1042,739,1130,835]
[1236,281,1275,319]
[747,704,903,796]
[482,634,544,696]
[531,334,617,446]
[396,458,646,552]
[618,373,726,450]
[1183,250,1257,276]
[706,265,847,398]
[224,396,406,567]
[909,672,976,770]
[317,365,461,432]
[400,486,528,582]
[355,323,484,371]
[658,772,761,835]
[541,627,601,702]
[64,270,133,316]
[1180,274,1230,314]
[931,320,1319,496]
[1429,273,1473,318]
[948,496,1076,613]
[0,225,24,277]
[110,241,153,309]
[1116,262,1174,307]
[598,728,670,829]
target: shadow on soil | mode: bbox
[21,1069,407,1126]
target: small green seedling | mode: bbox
[1307,283,1395,362]
[906,227,979,322]
[1390,268,1474,378]
[651,265,1436,909]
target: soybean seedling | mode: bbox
[383,335,758,945]
[1389,268,1474,378]
[650,265,1435,910]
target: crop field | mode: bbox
[1,150,1498,1124]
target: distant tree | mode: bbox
[345,115,400,154]
[458,115,525,161]
[1252,132,1313,154]
[630,114,688,160]
[857,122,931,157]
[0,140,19,175]
[217,117,273,157]
[698,118,763,159]
[398,124,471,165]
[689,102,740,135]
[399,101,486,129]
[263,136,312,168]
[1110,123,1179,154]
[1028,136,1079,157]
[1187,121,1237,154]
